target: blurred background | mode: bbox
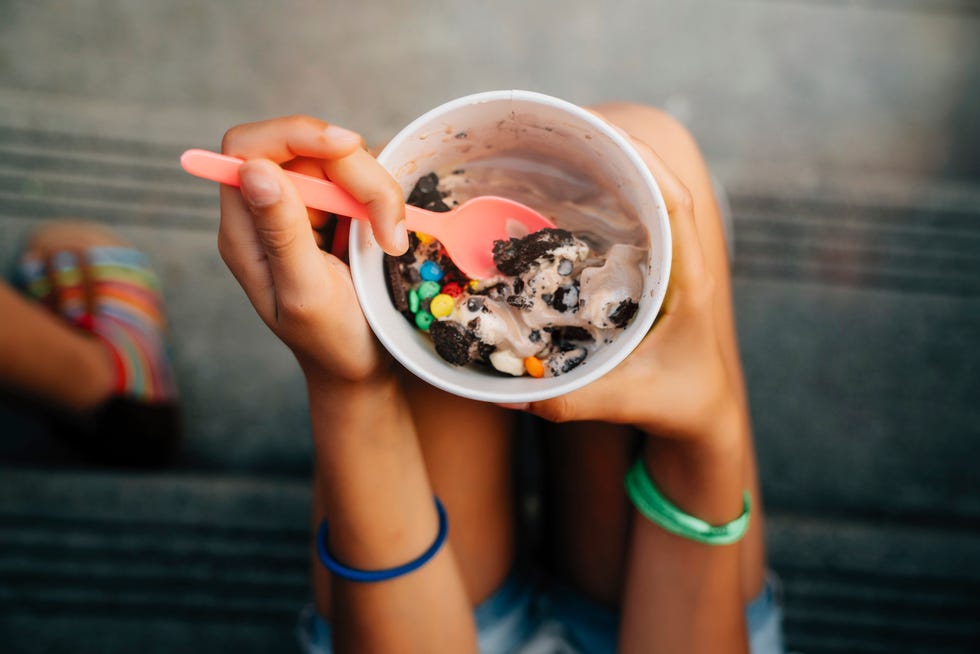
[1,1,978,652]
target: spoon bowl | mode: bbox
[180,149,556,279]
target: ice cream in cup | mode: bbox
[349,90,671,403]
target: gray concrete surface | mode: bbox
[2,0,978,179]
[2,469,979,654]
[0,469,309,653]
[1,1,979,652]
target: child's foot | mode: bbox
[16,220,180,466]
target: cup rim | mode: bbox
[350,89,672,403]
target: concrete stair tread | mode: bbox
[2,469,980,653]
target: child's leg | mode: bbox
[0,280,114,410]
[547,103,766,604]
[1,220,180,464]
[543,420,637,606]
[0,222,153,410]
[311,378,517,616]
[407,380,518,603]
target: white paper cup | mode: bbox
[350,90,671,403]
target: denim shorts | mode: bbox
[297,572,786,654]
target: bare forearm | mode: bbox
[619,405,749,654]
[310,374,436,563]
[307,374,477,654]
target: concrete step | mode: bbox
[0,469,308,653]
[1,1,978,180]
[768,511,980,653]
[2,469,979,654]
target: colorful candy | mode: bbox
[415,311,434,331]
[420,260,444,282]
[417,280,441,300]
[524,356,545,378]
[441,282,463,298]
[430,293,455,318]
[408,288,420,313]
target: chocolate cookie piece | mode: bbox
[506,294,533,311]
[550,326,594,344]
[407,173,451,213]
[477,340,496,361]
[549,345,588,375]
[492,228,576,276]
[482,283,509,301]
[550,282,580,312]
[384,254,410,314]
[430,320,481,366]
[609,299,639,328]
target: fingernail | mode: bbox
[392,221,409,254]
[324,124,363,151]
[497,402,529,411]
[240,166,281,207]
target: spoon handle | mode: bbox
[181,149,389,222]
[181,148,456,243]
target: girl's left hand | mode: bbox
[505,134,737,443]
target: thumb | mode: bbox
[239,158,327,312]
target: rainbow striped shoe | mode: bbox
[17,244,181,466]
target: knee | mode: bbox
[591,102,712,199]
[591,101,671,126]
[590,102,690,139]
[590,102,704,166]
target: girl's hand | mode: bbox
[509,132,737,442]
[217,116,409,383]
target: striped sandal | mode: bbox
[17,244,181,466]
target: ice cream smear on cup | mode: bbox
[384,151,650,378]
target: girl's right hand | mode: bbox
[217,116,409,384]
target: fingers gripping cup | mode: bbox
[349,90,671,403]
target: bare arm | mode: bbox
[308,374,476,653]
[621,413,749,654]
[517,133,749,652]
[217,116,476,653]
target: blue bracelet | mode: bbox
[316,497,448,583]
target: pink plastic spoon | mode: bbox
[180,149,556,279]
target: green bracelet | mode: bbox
[624,459,751,546]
